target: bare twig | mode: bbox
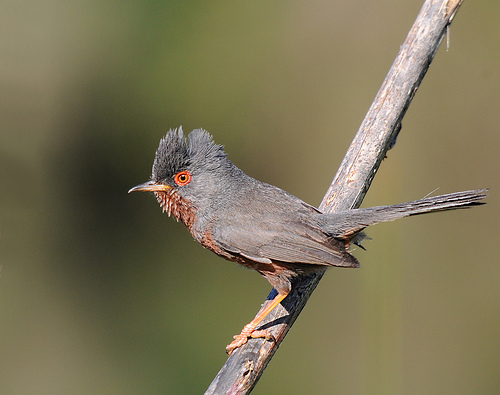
[205,1,464,393]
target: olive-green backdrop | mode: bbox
[1,1,499,394]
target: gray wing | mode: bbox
[212,202,358,268]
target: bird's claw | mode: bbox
[226,329,275,355]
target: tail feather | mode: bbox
[320,189,488,239]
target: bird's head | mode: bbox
[129,127,231,224]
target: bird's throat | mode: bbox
[154,190,196,231]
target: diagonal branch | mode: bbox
[205,1,464,393]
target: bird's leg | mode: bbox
[226,291,288,355]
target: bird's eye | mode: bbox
[174,171,192,186]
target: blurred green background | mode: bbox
[2,1,499,394]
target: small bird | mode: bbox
[129,127,486,355]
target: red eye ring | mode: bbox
[174,171,192,186]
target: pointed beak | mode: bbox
[128,181,172,193]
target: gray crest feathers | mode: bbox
[152,127,226,181]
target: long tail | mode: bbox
[321,189,488,239]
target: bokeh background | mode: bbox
[2,1,499,394]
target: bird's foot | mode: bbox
[226,327,274,355]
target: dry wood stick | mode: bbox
[205,1,464,393]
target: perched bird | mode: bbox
[129,127,486,354]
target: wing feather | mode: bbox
[215,219,358,268]
[209,181,359,268]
